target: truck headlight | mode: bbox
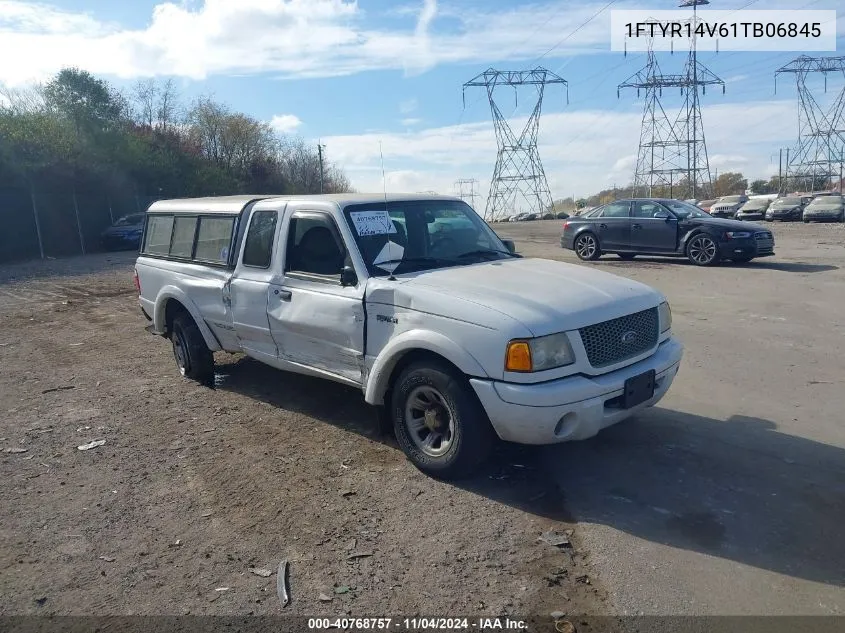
[658,301,672,333]
[505,332,575,372]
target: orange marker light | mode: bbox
[505,341,532,372]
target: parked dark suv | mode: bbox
[560,198,774,266]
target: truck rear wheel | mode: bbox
[392,361,494,480]
[171,313,214,385]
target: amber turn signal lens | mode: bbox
[505,341,532,372]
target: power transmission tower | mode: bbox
[775,55,845,194]
[463,68,568,221]
[619,0,723,200]
[454,178,480,209]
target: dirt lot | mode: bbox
[0,254,602,619]
[1,220,844,618]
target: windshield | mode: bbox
[808,196,842,208]
[115,214,145,226]
[772,197,800,207]
[662,200,709,219]
[343,199,512,276]
[742,200,769,210]
[719,196,744,204]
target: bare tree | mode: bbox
[156,79,179,132]
[132,79,158,128]
[0,82,47,115]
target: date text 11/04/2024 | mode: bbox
[307,618,528,630]
[625,21,822,39]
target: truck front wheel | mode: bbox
[392,361,494,480]
[171,313,214,385]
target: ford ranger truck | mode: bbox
[135,194,683,479]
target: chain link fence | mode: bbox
[0,187,164,263]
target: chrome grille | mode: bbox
[578,307,659,368]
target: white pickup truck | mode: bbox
[135,194,683,478]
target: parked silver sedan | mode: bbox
[802,195,844,223]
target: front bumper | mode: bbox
[736,212,764,221]
[470,337,683,444]
[767,210,800,220]
[804,212,842,221]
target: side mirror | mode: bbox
[502,239,516,253]
[653,210,670,220]
[340,265,358,287]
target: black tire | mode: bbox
[574,232,601,261]
[171,313,214,384]
[618,253,636,260]
[803,219,810,223]
[392,361,494,480]
[686,233,721,266]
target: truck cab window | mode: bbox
[242,211,278,268]
[195,216,236,264]
[285,214,345,279]
[144,215,174,255]
[170,216,197,258]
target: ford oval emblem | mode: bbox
[620,330,638,344]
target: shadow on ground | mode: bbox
[213,356,845,588]
[595,256,837,273]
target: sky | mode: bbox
[0,0,843,209]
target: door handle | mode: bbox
[632,223,642,230]
[274,289,292,301]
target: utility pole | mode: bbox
[778,148,783,193]
[618,1,723,201]
[317,142,326,194]
[775,55,845,193]
[463,68,568,221]
[454,178,480,210]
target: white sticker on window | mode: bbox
[373,241,405,273]
[350,210,398,236]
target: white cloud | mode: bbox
[400,98,418,114]
[0,0,617,86]
[269,113,303,133]
[324,99,798,207]
[400,117,422,126]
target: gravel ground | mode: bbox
[2,219,843,620]
[496,219,845,615]
[0,252,604,619]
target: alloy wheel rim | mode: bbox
[576,235,596,259]
[404,385,455,457]
[689,236,716,264]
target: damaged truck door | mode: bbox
[266,207,366,385]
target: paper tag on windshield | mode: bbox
[350,210,397,236]
[373,241,405,273]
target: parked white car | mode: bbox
[135,194,683,478]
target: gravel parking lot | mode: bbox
[1,220,844,617]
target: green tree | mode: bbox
[713,172,747,197]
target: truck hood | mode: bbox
[380,258,663,337]
[695,217,766,231]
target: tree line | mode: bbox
[0,68,351,201]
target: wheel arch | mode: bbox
[153,287,222,352]
[364,331,488,406]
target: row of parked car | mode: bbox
[497,211,570,222]
[693,192,844,223]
